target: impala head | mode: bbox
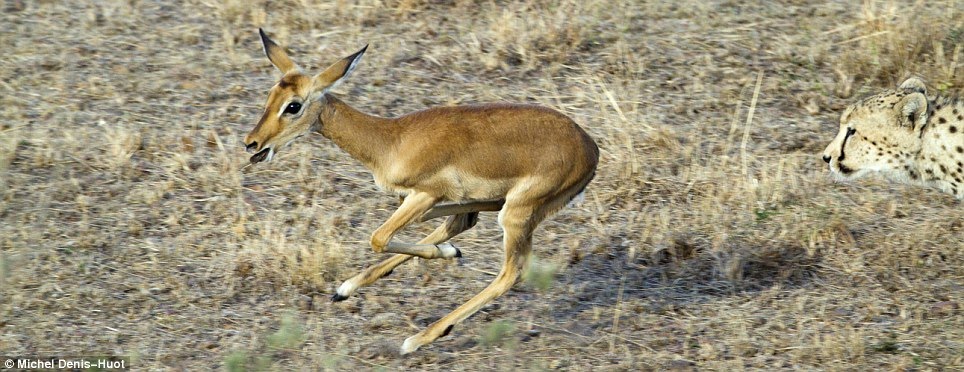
[822,77,929,180]
[243,29,367,163]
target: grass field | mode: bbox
[1,0,962,370]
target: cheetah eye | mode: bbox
[283,102,303,115]
[846,127,856,136]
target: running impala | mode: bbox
[243,29,599,354]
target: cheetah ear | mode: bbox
[897,92,928,131]
[839,105,855,124]
[899,77,927,95]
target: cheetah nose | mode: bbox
[822,155,832,164]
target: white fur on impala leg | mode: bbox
[333,279,360,302]
[244,29,599,355]
[435,242,459,258]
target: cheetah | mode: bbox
[822,77,964,199]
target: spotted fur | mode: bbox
[822,77,964,199]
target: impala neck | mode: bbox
[317,94,396,171]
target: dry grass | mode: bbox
[1,0,963,370]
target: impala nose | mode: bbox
[822,155,831,163]
[245,141,259,153]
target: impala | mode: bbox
[243,29,599,354]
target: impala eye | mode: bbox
[284,102,302,115]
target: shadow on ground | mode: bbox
[547,241,822,325]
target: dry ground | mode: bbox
[1,0,962,370]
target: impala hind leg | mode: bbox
[400,204,538,355]
[333,212,480,301]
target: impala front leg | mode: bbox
[333,212,480,301]
[370,192,461,259]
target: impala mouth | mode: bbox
[250,148,273,164]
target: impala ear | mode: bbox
[259,28,298,74]
[309,45,368,99]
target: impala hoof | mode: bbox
[400,336,421,355]
[334,280,357,302]
[436,242,460,259]
[456,250,465,266]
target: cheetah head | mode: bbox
[822,77,929,182]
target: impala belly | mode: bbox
[439,167,515,201]
[373,167,514,202]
